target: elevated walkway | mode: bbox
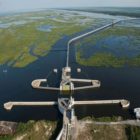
[4,101,57,110]
[66,20,122,67]
[4,98,130,112]
[74,99,130,108]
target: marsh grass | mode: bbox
[76,26,140,67]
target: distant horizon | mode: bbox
[0,0,140,13]
[0,6,140,14]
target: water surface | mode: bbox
[0,12,140,122]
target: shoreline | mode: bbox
[0,116,140,140]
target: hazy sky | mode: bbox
[0,0,140,13]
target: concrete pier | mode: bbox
[4,98,130,112]
[4,102,57,110]
[74,99,130,108]
[74,80,100,90]
[58,98,130,115]
[31,79,59,90]
[57,98,130,110]
[31,79,47,88]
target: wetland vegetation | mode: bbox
[0,10,96,67]
[76,25,140,68]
